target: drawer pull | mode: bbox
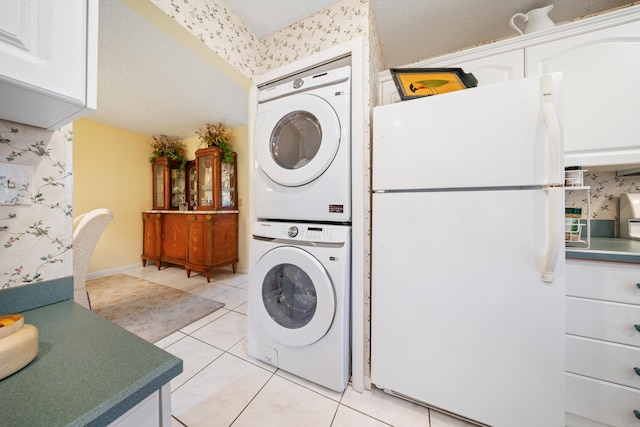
[635,325,640,333]
[635,367,640,376]
[637,283,640,289]
[635,410,640,420]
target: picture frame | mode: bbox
[390,68,478,101]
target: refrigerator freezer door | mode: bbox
[371,189,565,427]
[372,73,563,191]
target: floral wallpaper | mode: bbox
[151,0,375,77]
[150,0,260,78]
[0,119,73,288]
[260,0,368,73]
[565,169,640,220]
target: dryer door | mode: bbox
[252,245,336,347]
[256,93,341,187]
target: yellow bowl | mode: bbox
[0,314,24,340]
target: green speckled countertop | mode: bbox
[566,237,640,263]
[0,301,182,427]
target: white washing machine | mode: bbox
[254,64,351,223]
[248,220,351,392]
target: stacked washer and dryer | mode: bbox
[248,62,352,392]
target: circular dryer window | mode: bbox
[256,93,341,187]
[270,111,321,170]
[252,246,336,347]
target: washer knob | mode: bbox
[293,78,304,89]
[287,226,299,238]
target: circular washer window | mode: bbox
[262,263,317,329]
[256,93,340,187]
[252,246,335,347]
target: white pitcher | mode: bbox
[510,5,555,35]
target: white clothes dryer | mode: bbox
[254,65,351,223]
[248,220,351,392]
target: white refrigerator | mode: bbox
[371,73,565,427]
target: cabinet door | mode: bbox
[0,0,97,128]
[566,259,640,305]
[195,147,238,211]
[152,161,167,210]
[566,296,640,347]
[566,335,640,390]
[186,161,197,210]
[526,20,640,157]
[0,0,85,99]
[566,373,640,427]
[452,50,524,86]
[209,214,238,266]
[152,158,185,210]
[186,215,208,267]
[160,214,187,262]
[170,165,186,209]
[142,213,161,258]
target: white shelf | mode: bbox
[565,184,590,249]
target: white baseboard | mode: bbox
[87,264,247,280]
[87,264,141,280]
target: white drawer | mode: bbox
[566,297,640,347]
[566,259,640,305]
[566,373,640,427]
[566,335,640,389]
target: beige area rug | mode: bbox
[86,274,224,343]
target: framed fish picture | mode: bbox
[390,68,478,101]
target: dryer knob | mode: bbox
[287,226,299,238]
[293,78,304,89]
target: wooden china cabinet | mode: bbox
[142,148,238,281]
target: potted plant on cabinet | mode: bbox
[149,134,188,210]
[194,122,237,210]
[149,134,187,169]
[196,122,234,164]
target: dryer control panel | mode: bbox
[253,221,349,244]
[257,65,350,103]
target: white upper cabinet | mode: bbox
[0,0,98,129]
[377,5,640,166]
[526,19,640,165]
[378,49,524,105]
[451,50,524,85]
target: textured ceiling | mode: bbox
[84,0,250,139]
[85,0,635,138]
[371,0,634,67]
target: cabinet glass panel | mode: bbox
[221,162,235,208]
[188,163,197,210]
[198,155,213,208]
[171,166,186,209]
[153,162,164,208]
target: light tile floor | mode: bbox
[119,265,476,427]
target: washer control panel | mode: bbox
[253,221,348,244]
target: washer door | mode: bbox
[256,93,341,187]
[252,245,336,347]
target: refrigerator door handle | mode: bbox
[541,74,562,186]
[542,187,562,283]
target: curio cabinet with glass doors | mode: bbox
[195,147,237,211]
